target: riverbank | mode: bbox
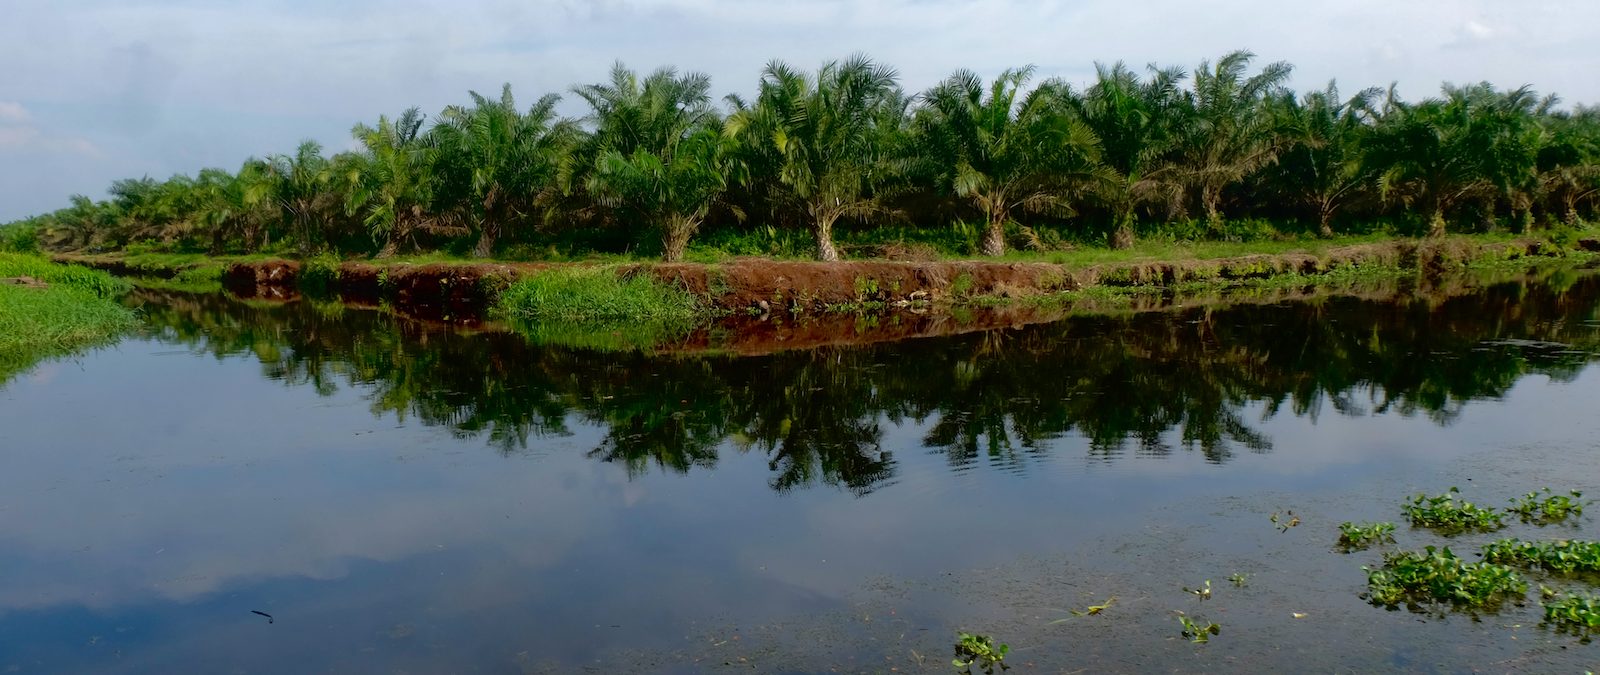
[0,254,138,381]
[53,233,1600,324]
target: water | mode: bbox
[2,270,1600,672]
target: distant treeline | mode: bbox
[4,51,1599,261]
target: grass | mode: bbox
[0,254,139,383]
[494,266,705,323]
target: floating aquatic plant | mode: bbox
[1363,546,1527,609]
[1403,488,1505,533]
[1481,539,1600,574]
[1506,489,1587,525]
[1338,521,1397,552]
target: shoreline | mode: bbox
[54,234,1600,323]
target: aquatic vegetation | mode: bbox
[1338,521,1397,551]
[1227,573,1250,588]
[1542,592,1600,638]
[1176,613,1221,643]
[1402,488,1506,533]
[1056,596,1116,620]
[951,632,1008,674]
[1184,579,1213,601]
[1506,489,1587,525]
[1363,546,1528,609]
[1270,510,1300,533]
[494,267,704,323]
[1481,539,1600,574]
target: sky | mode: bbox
[2,0,1597,222]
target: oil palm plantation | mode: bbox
[1270,83,1381,236]
[265,140,333,254]
[1183,50,1293,228]
[347,108,441,257]
[1060,63,1190,248]
[913,67,1104,256]
[727,55,904,261]
[1365,84,1541,236]
[435,84,574,257]
[575,65,727,262]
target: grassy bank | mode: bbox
[0,253,139,382]
[494,266,704,322]
[49,232,1600,325]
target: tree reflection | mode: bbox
[130,271,1600,493]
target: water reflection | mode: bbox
[128,270,1600,493]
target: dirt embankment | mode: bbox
[61,236,1598,323]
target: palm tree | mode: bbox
[727,55,903,261]
[1182,50,1293,229]
[347,108,441,257]
[1059,62,1190,248]
[435,84,574,257]
[194,163,271,254]
[574,65,726,262]
[912,67,1103,256]
[265,140,332,254]
[1365,83,1540,236]
[1536,105,1600,225]
[1271,82,1381,236]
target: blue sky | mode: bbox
[3,0,1597,222]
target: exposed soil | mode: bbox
[1,276,49,289]
[57,236,1600,331]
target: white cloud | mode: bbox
[0,101,29,123]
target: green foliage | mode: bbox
[1338,521,1397,551]
[1183,579,1213,600]
[1403,487,1507,533]
[0,253,132,298]
[1227,573,1250,588]
[1363,546,1528,609]
[299,253,343,295]
[9,53,1600,262]
[1176,613,1221,643]
[0,223,40,252]
[0,256,139,384]
[1481,539,1600,574]
[1506,489,1587,525]
[494,266,703,323]
[1542,592,1600,637]
[951,632,1008,674]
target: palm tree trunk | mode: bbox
[662,213,698,263]
[1318,206,1335,238]
[1427,207,1447,238]
[1110,208,1136,250]
[472,221,498,258]
[979,209,1006,257]
[812,211,841,262]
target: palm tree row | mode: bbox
[8,51,1600,262]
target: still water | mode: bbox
[2,270,1599,673]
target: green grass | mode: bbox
[0,286,137,352]
[0,254,139,383]
[0,252,132,297]
[494,266,705,323]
